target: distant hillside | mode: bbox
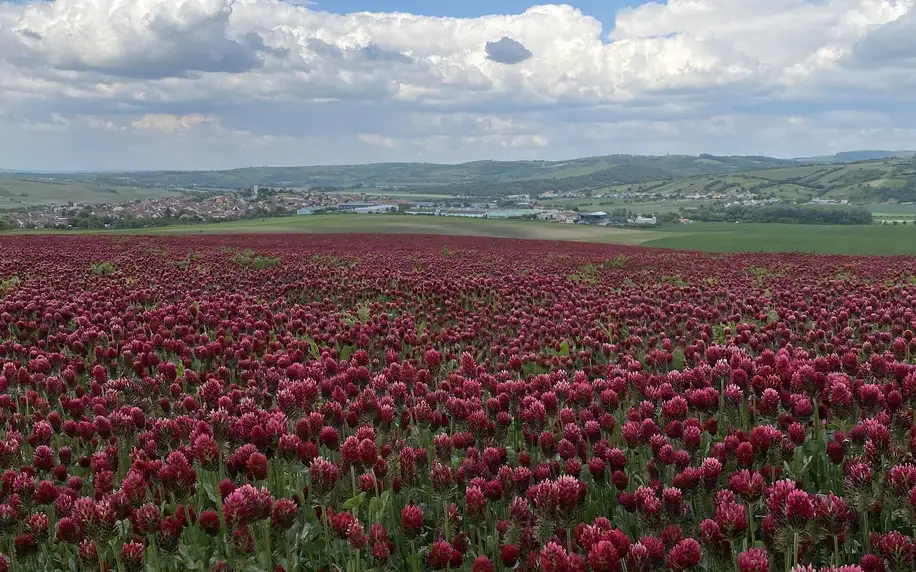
[795,150,916,163]
[607,157,916,204]
[3,152,916,205]
[0,179,186,210]
[15,154,794,194]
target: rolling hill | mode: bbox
[602,157,916,204]
[794,150,916,163]
[0,179,187,209]
[2,154,795,191]
[1,152,916,205]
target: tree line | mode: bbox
[689,204,873,225]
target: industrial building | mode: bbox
[578,211,609,225]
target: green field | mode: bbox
[865,203,916,213]
[21,214,916,255]
[0,179,184,207]
[591,159,916,204]
[540,199,709,214]
[123,215,668,244]
[323,189,459,200]
[642,222,916,255]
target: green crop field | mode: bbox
[17,214,916,255]
[643,222,916,255]
[0,179,184,207]
[323,189,459,200]
[865,203,916,213]
[73,215,670,245]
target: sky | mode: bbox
[0,0,914,171]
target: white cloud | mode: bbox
[0,0,914,169]
[358,133,397,148]
[131,113,217,134]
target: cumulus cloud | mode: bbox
[131,113,217,134]
[847,11,916,65]
[485,37,533,64]
[4,0,280,79]
[0,0,914,170]
[358,133,397,148]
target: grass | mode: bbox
[10,215,916,255]
[160,215,668,244]
[322,189,459,200]
[14,214,666,245]
[0,179,184,207]
[865,203,916,213]
[643,222,916,255]
[89,261,116,275]
[582,158,916,204]
[231,249,281,269]
[538,199,710,214]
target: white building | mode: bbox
[536,210,561,220]
[632,215,658,226]
[354,205,398,214]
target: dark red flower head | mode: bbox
[667,538,701,571]
[400,503,424,538]
[736,548,768,572]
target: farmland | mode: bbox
[38,154,914,202]
[0,179,185,208]
[21,154,796,191]
[13,153,916,202]
[592,158,916,204]
[2,153,916,234]
[640,222,916,255]
[33,214,916,255]
[0,233,915,571]
[108,215,670,245]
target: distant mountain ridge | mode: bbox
[3,154,797,191]
[2,150,914,180]
[1,151,915,204]
[794,150,916,163]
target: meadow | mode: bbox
[0,233,914,571]
[57,215,672,246]
[45,215,916,256]
[640,222,916,255]
[0,179,185,207]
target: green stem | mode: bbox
[148,534,160,572]
[410,539,420,572]
[747,502,755,547]
[323,505,333,569]
[833,534,841,568]
[263,519,273,570]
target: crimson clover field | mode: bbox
[0,233,915,572]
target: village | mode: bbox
[5,185,669,229]
[5,178,856,230]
